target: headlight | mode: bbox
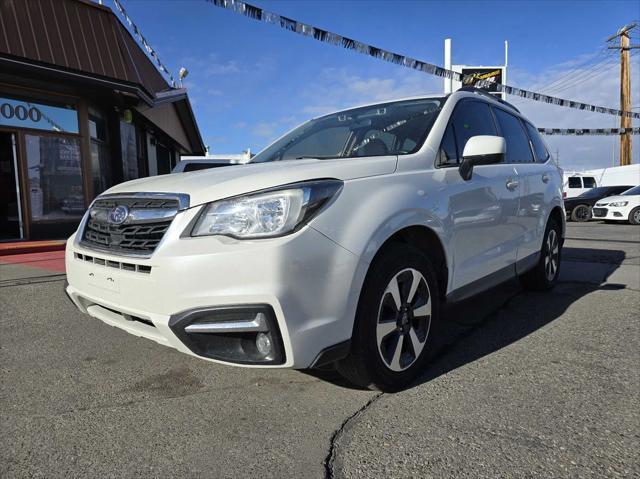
[190,180,342,238]
[609,201,628,207]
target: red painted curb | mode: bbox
[0,241,67,257]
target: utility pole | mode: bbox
[607,22,639,166]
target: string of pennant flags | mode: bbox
[206,0,640,120]
[538,127,640,136]
[112,0,176,87]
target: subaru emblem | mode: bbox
[108,205,129,225]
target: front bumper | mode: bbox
[592,206,629,221]
[65,208,363,369]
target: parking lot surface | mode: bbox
[1,222,638,478]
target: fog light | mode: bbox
[169,305,284,364]
[256,332,272,357]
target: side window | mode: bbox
[492,108,534,163]
[583,177,596,188]
[568,177,582,188]
[400,137,417,153]
[450,101,497,158]
[524,122,550,163]
[438,124,458,166]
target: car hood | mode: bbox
[104,156,397,207]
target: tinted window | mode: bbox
[623,185,640,195]
[582,177,597,188]
[608,185,634,195]
[438,124,458,166]
[524,122,550,163]
[578,187,620,198]
[568,177,582,188]
[450,101,497,158]
[493,108,533,163]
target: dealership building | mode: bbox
[0,0,204,241]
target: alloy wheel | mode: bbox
[376,268,431,372]
[575,205,590,221]
[545,229,560,281]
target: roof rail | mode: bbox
[457,87,521,113]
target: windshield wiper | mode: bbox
[294,155,342,160]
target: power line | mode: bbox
[539,52,616,94]
[543,56,623,96]
[535,49,613,93]
[206,0,640,119]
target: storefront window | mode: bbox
[120,121,138,181]
[1,96,78,133]
[89,108,112,195]
[25,134,84,221]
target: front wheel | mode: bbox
[629,207,640,225]
[337,243,440,392]
[520,218,562,291]
[571,204,591,222]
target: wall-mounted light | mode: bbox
[179,67,189,87]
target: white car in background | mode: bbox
[592,185,640,225]
[65,88,565,391]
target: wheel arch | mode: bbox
[549,205,566,240]
[366,224,449,303]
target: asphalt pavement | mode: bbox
[1,222,638,478]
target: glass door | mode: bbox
[0,132,24,240]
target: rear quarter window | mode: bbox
[524,122,550,163]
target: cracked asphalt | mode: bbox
[1,222,638,478]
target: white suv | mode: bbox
[65,89,565,391]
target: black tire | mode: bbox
[520,218,562,291]
[336,243,440,392]
[629,207,640,225]
[570,204,591,222]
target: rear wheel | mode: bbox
[629,207,640,225]
[520,218,562,291]
[571,204,591,222]
[337,243,439,392]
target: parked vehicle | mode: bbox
[563,164,640,199]
[584,164,640,187]
[172,153,252,173]
[563,173,597,199]
[592,185,640,224]
[64,88,565,391]
[564,185,634,222]
[172,158,237,173]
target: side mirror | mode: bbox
[459,135,506,181]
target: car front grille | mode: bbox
[80,194,187,256]
[592,207,608,217]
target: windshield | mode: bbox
[623,185,640,195]
[251,98,445,163]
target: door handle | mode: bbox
[542,173,550,183]
[506,179,519,191]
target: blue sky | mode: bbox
[119,0,639,170]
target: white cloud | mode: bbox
[205,60,242,76]
[299,67,441,117]
[251,121,279,138]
